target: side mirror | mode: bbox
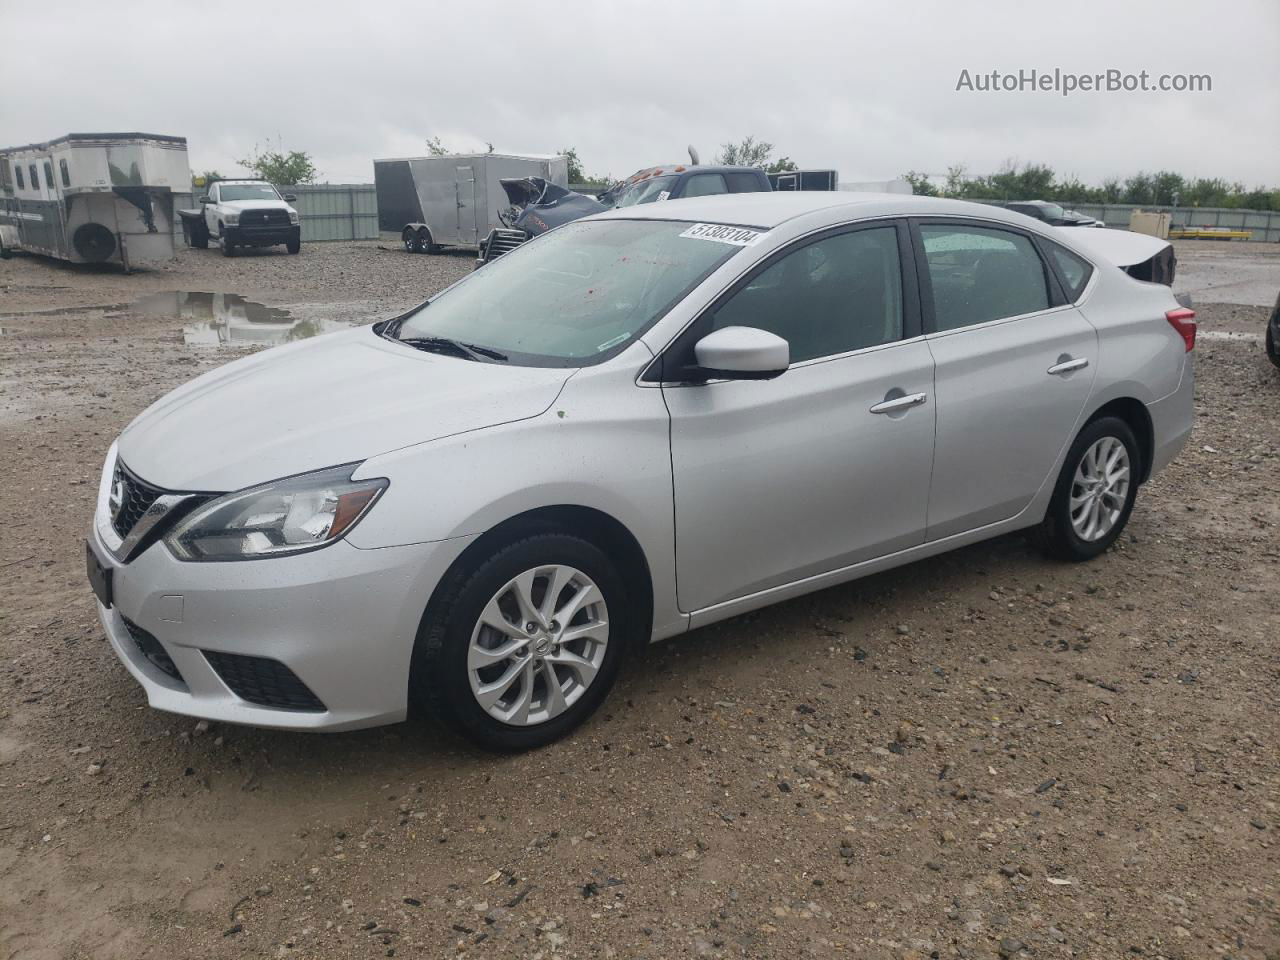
[282,193,297,202]
[691,326,789,380]
[199,195,212,204]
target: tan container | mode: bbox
[1129,210,1171,239]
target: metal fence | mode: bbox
[976,200,1280,243]
[170,183,379,244]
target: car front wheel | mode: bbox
[1038,416,1140,561]
[410,533,629,751]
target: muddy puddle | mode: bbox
[1,292,357,347]
[127,291,354,347]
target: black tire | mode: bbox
[220,228,235,257]
[1038,415,1140,562]
[0,236,9,259]
[72,223,116,263]
[402,228,417,254]
[410,533,631,751]
[1266,325,1280,370]
[415,227,438,254]
[286,238,301,255]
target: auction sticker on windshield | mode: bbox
[679,223,765,246]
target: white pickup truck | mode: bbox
[178,179,301,256]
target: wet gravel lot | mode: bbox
[1,239,1278,959]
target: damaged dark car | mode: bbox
[475,177,605,268]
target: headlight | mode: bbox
[164,464,387,561]
[224,212,240,225]
[288,210,300,224]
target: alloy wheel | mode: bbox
[1069,436,1130,541]
[467,565,609,726]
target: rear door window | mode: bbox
[725,171,764,193]
[681,173,728,198]
[918,224,1051,332]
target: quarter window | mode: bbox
[708,227,904,362]
[1044,241,1093,300]
[919,224,1050,331]
[681,173,728,198]
[59,159,70,187]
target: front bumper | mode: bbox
[89,516,474,731]
[225,223,300,247]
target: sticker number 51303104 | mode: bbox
[678,223,765,246]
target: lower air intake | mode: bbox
[203,651,326,712]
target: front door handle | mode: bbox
[869,392,928,415]
[1047,357,1089,375]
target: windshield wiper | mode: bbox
[398,336,507,363]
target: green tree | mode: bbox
[902,171,939,196]
[194,170,223,188]
[237,147,318,185]
[943,164,969,197]
[425,136,448,157]
[717,135,774,168]
[766,156,799,174]
[559,147,586,183]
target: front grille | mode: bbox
[111,460,167,539]
[241,209,291,227]
[203,651,326,712]
[122,617,186,684]
[482,228,528,263]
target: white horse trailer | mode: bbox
[0,132,191,268]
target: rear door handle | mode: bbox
[1047,357,1089,375]
[869,392,928,415]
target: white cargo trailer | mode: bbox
[373,153,568,253]
[0,132,191,268]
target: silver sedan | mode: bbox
[87,193,1194,749]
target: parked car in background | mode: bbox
[598,163,771,208]
[476,161,772,267]
[179,179,301,256]
[86,193,1194,750]
[1267,289,1280,370]
[1004,200,1103,227]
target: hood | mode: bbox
[223,199,293,212]
[117,327,573,491]
[498,177,606,236]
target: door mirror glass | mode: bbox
[693,326,789,380]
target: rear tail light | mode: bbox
[1165,307,1196,352]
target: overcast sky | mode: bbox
[2,0,1277,187]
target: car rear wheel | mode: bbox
[410,533,629,751]
[1266,325,1280,370]
[1038,416,1139,561]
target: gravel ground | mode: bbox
[1,240,1278,960]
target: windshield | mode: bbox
[392,219,742,366]
[1040,202,1066,219]
[614,176,678,207]
[220,183,281,202]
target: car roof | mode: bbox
[216,179,275,185]
[590,191,1049,231]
